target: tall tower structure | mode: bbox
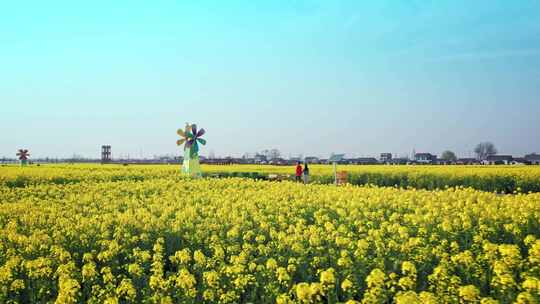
[101,145,111,163]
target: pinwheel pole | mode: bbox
[16,149,30,167]
[177,123,207,177]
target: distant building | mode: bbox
[414,153,437,164]
[525,153,540,165]
[349,157,379,165]
[269,158,288,165]
[434,158,454,165]
[387,158,408,165]
[202,157,246,165]
[456,158,480,165]
[304,156,320,164]
[511,158,531,165]
[242,157,255,164]
[380,153,392,162]
[396,157,410,165]
[483,155,513,165]
[101,145,111,163]
[254,154,267,164]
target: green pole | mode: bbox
[182,147,202,178]
[333,161,337,185]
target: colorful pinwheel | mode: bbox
[16,149,30,166]
[177,123,206,157]
[16,149,30,160]
[176,123,206,177]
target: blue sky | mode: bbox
[1,1,539,158]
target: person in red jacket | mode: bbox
[295,162,303,182]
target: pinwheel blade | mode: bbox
[191,124,197,137]
[176,139,186,146]
[185,139,194,149]
[196,128,205,138]
[177,129,186,138]
[184,123,191,134]
[197,138,207,145]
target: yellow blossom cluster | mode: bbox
[1,166,540,303]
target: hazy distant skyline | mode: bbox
[2,1,540,159]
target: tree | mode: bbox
[441,150,457,162]
[474,142,497,160]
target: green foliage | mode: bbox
[441,151,457,162]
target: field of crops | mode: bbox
[2,164,540,193]
[1,165,540,303]
[201,164,540,193]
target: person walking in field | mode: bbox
[295,162,303,182]
[303,162,310,184]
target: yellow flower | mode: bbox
[276,293,293,304]
[401,261,416,276]
[193,250,206,266]
[459,285,480,301]
[172,248,191,265]
[116,279,137,301]
[521,277,539,292]
[516,292,536,304]
[276,267,290,283]
[296,283,312,302]
[176,269,196,291]
[320,268,336,286]
[341,278,354,291]
[203,271,220,288]
[366,268,386,287]
[395,291,421,304]
[266,258,278,270]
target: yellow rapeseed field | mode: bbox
[2,164,540,193]
[1,165,540,303]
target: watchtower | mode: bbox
[101,145,111,163]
